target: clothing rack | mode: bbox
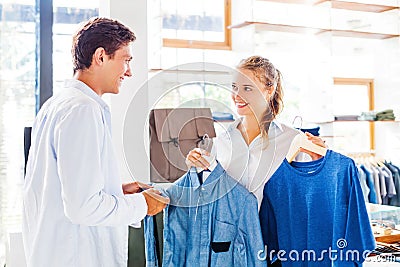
[349,153,400,207]
[346,151,390,167]
[347,151,376,158]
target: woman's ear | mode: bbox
[263,89,272,101]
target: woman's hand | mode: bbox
[185,148,210,169]
[122,181,153,194]
[300,132,327,161]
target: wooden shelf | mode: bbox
[316,120,399,124]
[229,21,400,39]
[320,29,400,39]
[229,21,325,34]
[258,0,399,13]
[256,0,325,4]
[330,1,399,13]
[148,69,231,74]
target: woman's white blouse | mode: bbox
[213,118,306,206]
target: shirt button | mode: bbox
[201,187,205,191]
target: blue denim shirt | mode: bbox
[144,163,267,267]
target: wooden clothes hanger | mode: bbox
[286,132,328,163]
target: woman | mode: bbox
[186,55,326,205]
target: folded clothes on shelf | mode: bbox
[376,109,396,121]
[334,115,359,121]
[212,112,234,121]
[359,111,377,121]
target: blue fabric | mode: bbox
[387,163,400,206]
[144,215,159,267]
[259,150,376,266]
[297,126,320,136]
[212,111,234,121]
[360,165,379,204]
[144,163,266,267]
[356,165,370,203]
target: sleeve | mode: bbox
[54,105,147,226]
[259,191,279,266]
[342,161,376,266]
[238,194,268,267]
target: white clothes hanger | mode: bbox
[196,134,217,180]
[286,132,327,163]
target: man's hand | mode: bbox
[142,189,170,216]
[122,181,153,194]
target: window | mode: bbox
[0,1,98,264]
[161,0,231,50]
[0,1,36,264]
[331,78,375,152]
[154,81,232,113]
[53,0,99,93]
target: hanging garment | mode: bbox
[144,163,266,267]
[356,165,370,203]
[149,108,216,183]
[379,166,396,205]
[370,166,383,204]
[376,166,388,204]
[387,163,400,206]
[259,150,375,266]
[360,165,378,204]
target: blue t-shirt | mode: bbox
[259,150,375,266]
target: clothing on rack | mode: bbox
[357,167,370,203]
[334,115,359,121]
[385,163,400,206]
[359,165,378,204]
[259,150,376,266]
[356,161,400,207]
[144,163,266,267]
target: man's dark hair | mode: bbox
[72,17,136,73]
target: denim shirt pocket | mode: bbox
[210,220,236,266]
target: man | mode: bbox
[22,17,168,266]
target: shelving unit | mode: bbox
[256,0,325,4]
[328,1,399,13]
[229,21,400,39]
[324,29,399,39]
[229,0,400,157]
[228,21,325,34]
[259,0,399,12]
[229,1,400,39]
[316,120,399,124]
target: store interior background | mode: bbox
[1,0,400,265]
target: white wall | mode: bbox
[100,0,150,182]
[100,0,400,179]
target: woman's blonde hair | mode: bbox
[237,55,284,138]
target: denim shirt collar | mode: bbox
[64,79,110,111]
[188,162,225,191]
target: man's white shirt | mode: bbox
[23,79,147,267]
